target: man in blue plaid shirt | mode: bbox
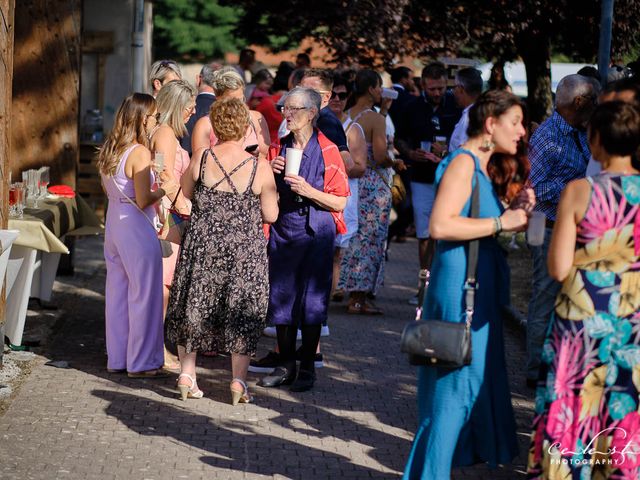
[526,74,599,388]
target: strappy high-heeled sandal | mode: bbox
[230,378,254,406]
[177,373,204,401]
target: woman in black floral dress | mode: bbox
[165,98,278,404]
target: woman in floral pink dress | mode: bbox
[527,101,640,478]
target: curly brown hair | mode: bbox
[210,97,250,142]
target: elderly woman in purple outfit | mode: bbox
[258,87,350,392]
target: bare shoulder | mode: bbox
[563,177,591,200]
[127,144,151,171]
[250,110,265,122]
[194,115,211,129]
[130,144,151,162]
[444,152,476,176]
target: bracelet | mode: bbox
[493,216,503,235]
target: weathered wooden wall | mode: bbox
[11,0,81,187]
[0,0,15,359]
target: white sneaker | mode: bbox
[320,325,330,337]
[263,326,277,338]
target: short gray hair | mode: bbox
[199,63,220,88]
[282,87,321,124]
[555,74,597,108]
[211,66,245,97]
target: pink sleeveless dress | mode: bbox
[162,142,191,286]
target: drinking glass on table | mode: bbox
[26,170,39,208]
[39,166,50,199]
[11,183,25,218]
[9,183,18,217]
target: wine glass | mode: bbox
[27,170,39,208]
[153,152,165,185]
[39,167,50,199]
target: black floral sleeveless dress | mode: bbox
[164,150,269,356]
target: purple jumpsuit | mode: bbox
[101,144,164,372]
[267,132,336,327]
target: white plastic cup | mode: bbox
[381,87,399,100]
[285,148,303,176]
[420,141,431,152]
[527,211,546,246]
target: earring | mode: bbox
[481,138,495,150]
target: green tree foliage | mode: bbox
[226,0,640,122]
[153,0,244,61]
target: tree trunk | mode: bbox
[0,0,16,367]
[518,30,553,125]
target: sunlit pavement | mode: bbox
[0,236,534,479]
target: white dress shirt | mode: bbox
[449,104,472,152]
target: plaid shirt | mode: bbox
[529,111,591,221]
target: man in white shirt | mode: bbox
[449,68,483,152]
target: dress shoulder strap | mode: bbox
[245,157,259,194]
[349,108,374,125]
[116,144,142,176]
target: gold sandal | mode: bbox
[230,378,253,406]
[177,373,204,401]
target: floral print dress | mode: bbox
[164,151,268,356]
[527,173,640,479]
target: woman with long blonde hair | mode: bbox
[149,80,196,371]
[98,93,178,378]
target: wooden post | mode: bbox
[0,0,16,366]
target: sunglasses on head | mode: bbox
[159,60,177,68]
[331,91,349,101]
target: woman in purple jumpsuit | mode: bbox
[97,93,178,377]
[258,87,349,392]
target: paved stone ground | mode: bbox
[0,236,535,479]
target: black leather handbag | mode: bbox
[400,179,480,368]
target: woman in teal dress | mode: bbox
[403,90,535,479]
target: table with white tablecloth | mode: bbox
[4,195,103,346]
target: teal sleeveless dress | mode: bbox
[403,149,518,479]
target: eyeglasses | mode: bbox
[330,91,348,101]
[283,106,307,114]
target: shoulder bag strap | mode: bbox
[109,176,158,231]
[464,176,480,327]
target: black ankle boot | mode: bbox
[289,368,316,392]
[258,362,296,388]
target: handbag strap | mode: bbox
[463,177,480,327]
[108,175,158,231]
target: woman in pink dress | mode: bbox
[191,67,270,160]
[149,79,196,370]
[97,93,178,377]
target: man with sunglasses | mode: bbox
[300,69,353,172]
